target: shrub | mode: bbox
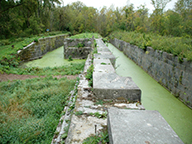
[109,31,192,61]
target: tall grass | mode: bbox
[109,31,192,61]
[0,61,85,75]
[0,77,76,143]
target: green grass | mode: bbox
[0,76,76,144]
[70,33,101,39]
[109,31,192,61]
[0,61,85,75]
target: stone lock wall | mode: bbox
[110,38,192,108]
[64,38,93,59]
[17,34,68,61]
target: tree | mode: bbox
[150,0,171,34]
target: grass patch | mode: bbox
[0,62,85,76]
[109,31,192,61]
[70,33,101,39]
[0,76,76,143]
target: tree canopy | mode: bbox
[0,0,191,39]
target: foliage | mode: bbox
[0,0,192,39]
[94,40,97,47]
[77,43,85,48]
[102,38,108,43]
[85,64,94,87]
[68,55,73,61]
[95,100,104,105]
[83,128,109,144]
[0,62,85,76]
[92,48,98,56]
[109,31,192,61]
[0,77,76,144]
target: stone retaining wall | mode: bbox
[64,38,94,59]
[17,34,68,61]
[110,38,192,108]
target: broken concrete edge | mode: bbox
[51,77,80,144]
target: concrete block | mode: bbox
[93,72,141,101]
[108,107,184,144]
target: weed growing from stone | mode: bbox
[82,128,109,144]
[88,112,107,119]
[101,62,107,65]
[0,77,76,143]
[68,55,73,61]
[95,100,104,105]
[85,64,94,87]
[77,43,85,48]
[75,111,83,116]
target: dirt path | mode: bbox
[0,74,78,82]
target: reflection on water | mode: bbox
[108,43,192,144]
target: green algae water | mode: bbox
[108,43,192,144]
[23,46,85,68]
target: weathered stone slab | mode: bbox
[93,73,141,101]
[94,58,115,73]
[94,53,116,67]
[93,39,141,102]
[108,107,184,144]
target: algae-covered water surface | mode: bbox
[108,43,192,144]
[23,46,85,68]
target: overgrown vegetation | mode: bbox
[1,0,191,39]
[0,77,76,143]
[0,62,85,76]
[109,31,192,61]
[85,64,94,87]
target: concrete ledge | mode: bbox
[93,39,141,102]
[108,107,184,144]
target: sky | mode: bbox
[62,0,178,13]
